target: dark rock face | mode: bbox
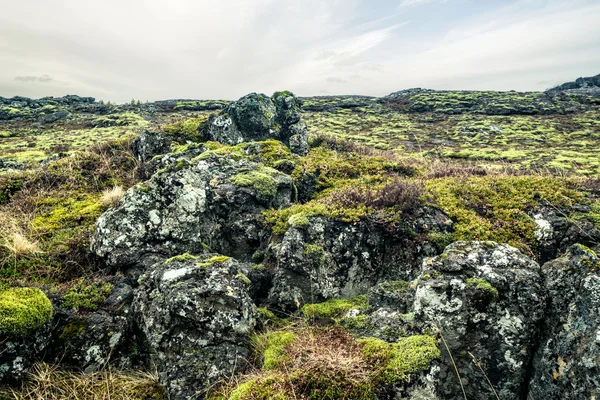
[532,206,600,263]
[413,241,545,400]
[267,209,453,312]
[0,324,51,382]
[44,283,135,373]
[549,73,600,91]
[133,254,257,400]
[528,245,600,400]
[132,130,172,178]
[206,92,309,155]
[91,154,294,268]
[0,158,25,171]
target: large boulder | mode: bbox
[0,288,53,382]
[267,209,453,312]
[528,244,600,400]
[91,154,294,268]
[133,254,257,400]
[413,241,545,400]
[132,130,172,178]
[206,92,309,155]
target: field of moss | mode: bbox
[0,89,599,398]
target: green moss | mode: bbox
[225,377,287,400]
[196,255,231,268]
[256,307,287,328]
[360,335,440,384]
[62,279,113,311]
[59,318,86,341]
[426,175,587,254]
[466,277,499,298]
[163,115,209,143]
[340,314,376,332]
[288,213,310,229]
[261,331,297,370]
[166,253,199,263]
[229,166,280,199]
[235,273,251,285]
[0,287,53,336]
[302,295,368,319]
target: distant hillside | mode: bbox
[549,73,600,91]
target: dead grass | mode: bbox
[1,231,40,257]
[0,363,166,400]
[100,186,125,207]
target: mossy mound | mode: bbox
[0,287,53,336]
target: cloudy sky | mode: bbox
[1,0,599,102]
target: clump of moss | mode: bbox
[288,213,310,229]
[62,279,113,311]
[259,330,297,370]
[59,318,86,341]
[360,335,441,384]
[166,253,199,263]
[256,307,287,329]
[230,166,280,199]
[196,255,231,268]
[466,277,499,298]
[0,287,53,336]
[302,295,368,319]
[163,115,209,143]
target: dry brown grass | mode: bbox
[100,186,125,207]
[2,231,40,257]
[0,363,166,400]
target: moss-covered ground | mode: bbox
[0,90,599,397]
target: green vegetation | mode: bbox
[62,279,113,311]
[195,255,231,268]
[0,287,53,336]
[211,327,439,400]
[465,277,499,298]
[302,295,369,319]
[360,335,441,384]
[230,166,281,199]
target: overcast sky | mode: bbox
[1,0,599,103]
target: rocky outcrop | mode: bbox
[132,130,172,178]
[206,92,309,155]
[266,210,453,312]
[413,241,545,400]
[0,288,54,381]
[549,73,600,91]
[532,205,600,263]
[44,283,135,373]
[91,153,294,268]
[133,254,257,400]
[528,244,600,400]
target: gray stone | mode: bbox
[91,154,294,268]
[205,92,309,155]
[528,244,600,400]
[413,241,545,400]
[133,254,257,400]
[267,208,452,312]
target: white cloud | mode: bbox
[0,0,598,101]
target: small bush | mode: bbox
[326,180,424,213]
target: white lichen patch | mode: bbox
[533,213,553,240]
[162,267,192,282]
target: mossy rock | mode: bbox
[0,287,53,336]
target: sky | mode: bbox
[0,0,599,103]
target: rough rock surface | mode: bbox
[0,324,52,382]
[132,130,172,178]
[91,154,294,268]
[44,283,134,373]
[413,241,545,400]
[532,205,600,263]
[133,254,257,400]
[267,209,453,312]
[206,92,309,155]
[528,244,600,400]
